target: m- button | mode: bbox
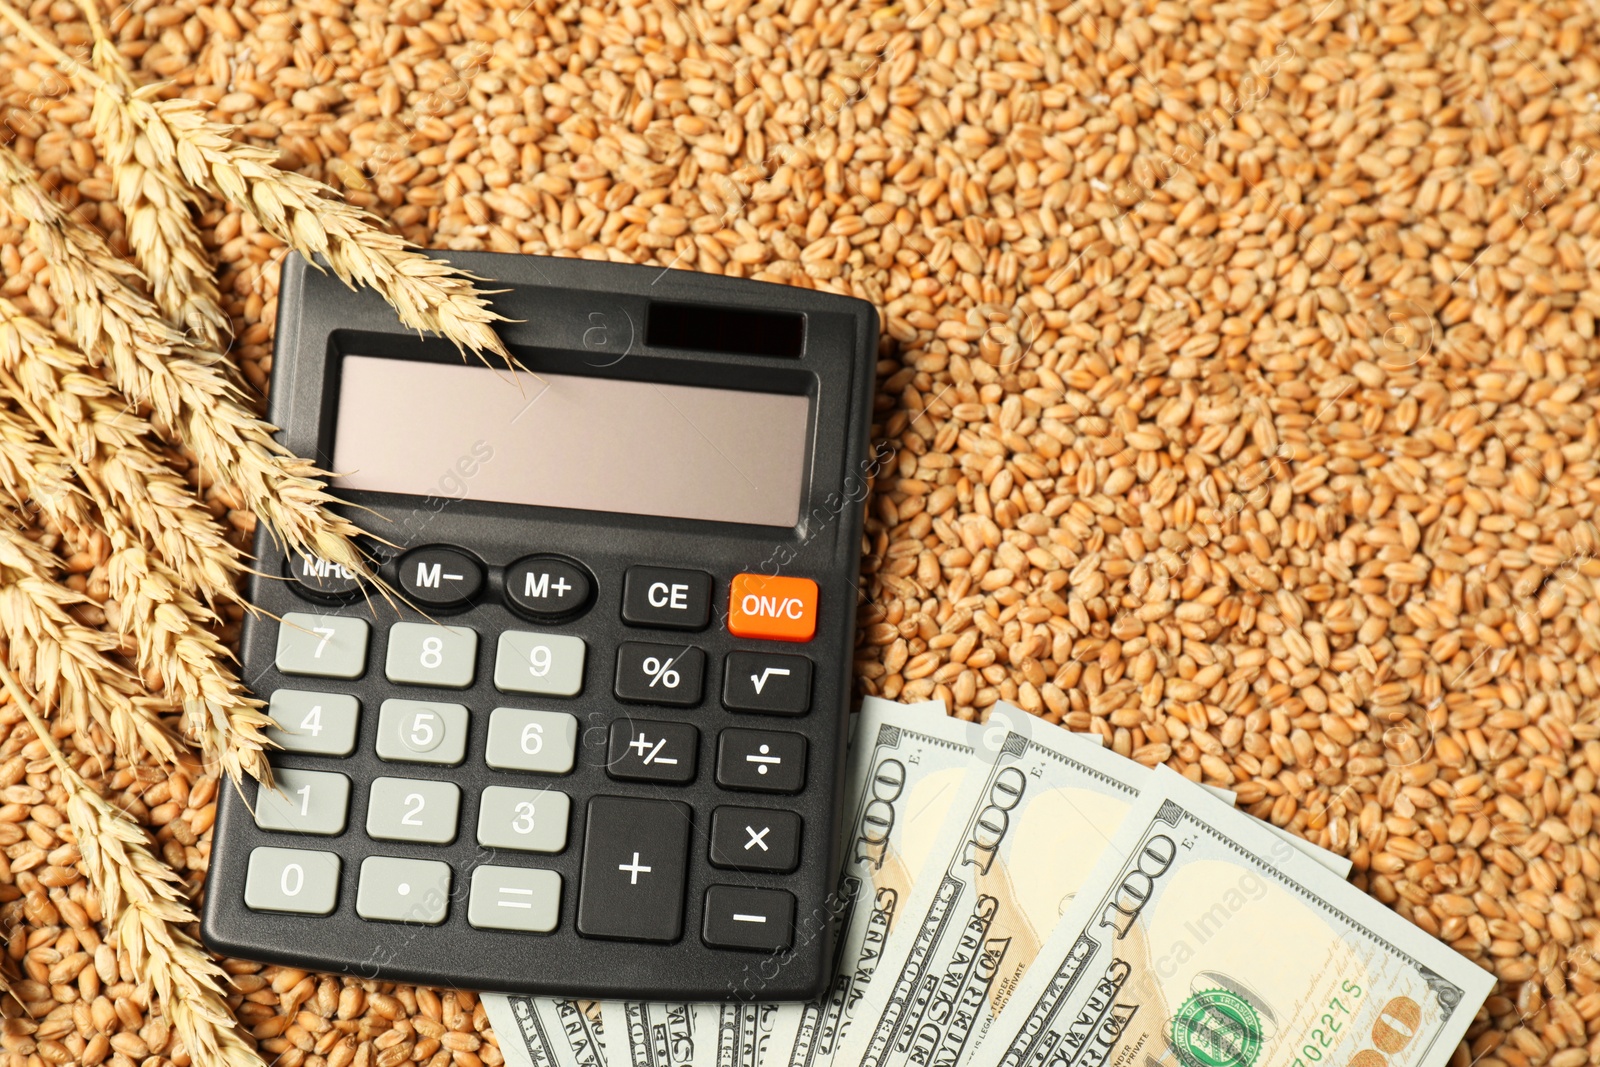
[622,567,711,631]
[727,575,818,642]
[576,796,691,942]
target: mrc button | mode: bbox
[622,566,711,630]
[506,556,592,620]
[397,545,483,607]
[284,550,363,599]
[727,575,818,642]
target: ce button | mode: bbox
[621,566,712,631]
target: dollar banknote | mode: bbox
[762,697,997,1067]
[967,768,1492,1067]
[832,717,1151,1067]
[483,997,606,1067]
[600,1002,706,1067]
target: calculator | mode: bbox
[200,252,878,1001]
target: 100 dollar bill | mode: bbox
[968,768,1492,1067]
[834,718,1148,1067]
[483,997,605,1067]
[763,698,989,1067]
[601,1002,704,1067]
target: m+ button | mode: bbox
[576,796,691,942]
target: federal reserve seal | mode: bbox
[1170,988,1264,1067]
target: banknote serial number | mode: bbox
[1291,982,1423,1067]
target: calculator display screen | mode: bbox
[330,355,810,526]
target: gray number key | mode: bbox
[477,786,570,852]
[494,631,585,696]
[254,768,350,835]
[376,699,468,764]
[356,856,452,924]
[245,847,341,915]
[468,866,561,933]
[276,613,369,679]
[386,623,478,688]
[366,777,460,844]
[485,708,578,775]
[267,690,360,756]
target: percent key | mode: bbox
[614,641,706,706]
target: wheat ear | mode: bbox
[0,360,274,789]
[0,664,266,1067]
[0,145,378,586]
[0,299,243,603]
[78,0,227,348]
[0,0,511,365]
[0,521,178,765]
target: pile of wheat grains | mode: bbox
[1,0,1599,1064]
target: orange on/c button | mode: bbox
[727,575,819,642]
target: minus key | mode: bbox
[702,885,794,951]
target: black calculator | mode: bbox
[200,252,878,1001]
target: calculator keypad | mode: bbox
[485,708,579,774]
[469,866,562,932]
[366,777,461,844]
[245,555,830,965]
[245,847,341,914]
[614,642,705,705]
[476,786,570,852]
[268,690,361,755]
[376,699,469,764]
[357,857,452,924]
[387,622,478,688]
[606,720,698,784]
[494,631,586,696]
[276,613,369,678]
[255,768,351,835]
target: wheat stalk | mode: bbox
[0,0,512,365]
[0,144,380,588]
[0,520,178,766]
[78,0,228,349]
[0,663,266,1067]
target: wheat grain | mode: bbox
[0,663,266,1067]
[0,520,177,766]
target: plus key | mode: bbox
[577,797,691,942]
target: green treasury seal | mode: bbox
[1170,988,1264,1067]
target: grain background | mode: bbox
[2,0,1599,1065]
